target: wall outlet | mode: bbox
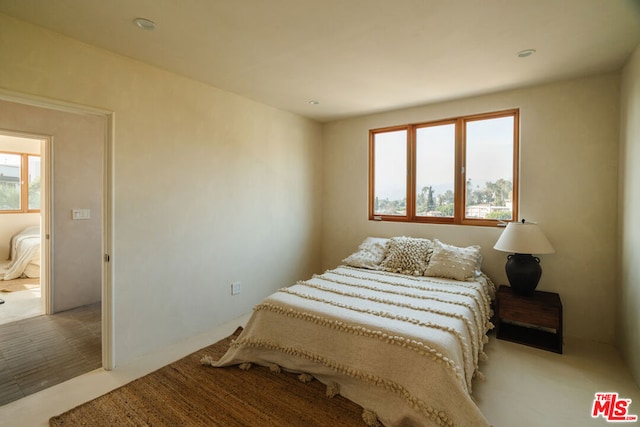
[231,281,241,295]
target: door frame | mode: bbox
[0,88,115,370]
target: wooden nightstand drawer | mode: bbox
[500,304,560,329]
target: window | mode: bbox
[0,151,41,213]
[369,109,518,226]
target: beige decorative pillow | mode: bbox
[342,237,390,269]
[380,236,433,276]
[424,239,481,281]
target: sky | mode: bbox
[0,153,20,167]
[374,116,514,201]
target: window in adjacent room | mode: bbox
[0,151,41,213]
[369,109,519,226]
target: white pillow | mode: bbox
[342,237,390,269]
[423,239,481,281]
[380,236,433,276]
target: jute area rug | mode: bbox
[49,327,366,426]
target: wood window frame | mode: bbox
[0,150,41,214]
[369,109,519,227]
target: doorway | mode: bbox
[0,132,47,324]
[0,92,113,404]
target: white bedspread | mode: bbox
[0,225,41,280]
[206,266,494,426]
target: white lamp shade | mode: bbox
[494,222,555,254]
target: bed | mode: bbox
[0,225,41,280]
[203,236,494,426]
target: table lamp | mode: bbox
[494,219,555,296]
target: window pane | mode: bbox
[416,124,455,217]
[373,130,407,216]
[0,153,21,211]
[28,156,41,210]
[465,116,514,220]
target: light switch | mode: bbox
[71,209,91,220]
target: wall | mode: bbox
[0,14,323,366]
[323,74,620,344]
[0,100,104,311]
[618,44,640,386]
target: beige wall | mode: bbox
[0,14,323,366]
[618,44,640,385]
[323,73,620,345]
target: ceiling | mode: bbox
[1,0,639,122]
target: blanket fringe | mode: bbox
[362,409,382,427]
[200,355,215,366]
[438,411,454,427]
[239,362,253,371]
[267,363,281,373]
[486,321,495,330]
[474,370,485,381]
[298,373,314,383]
[479,351,488,362]
[326,382,340,398]
[482,335,489,344]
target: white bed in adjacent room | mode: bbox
[0,225,41,280]
[204,236,495,426]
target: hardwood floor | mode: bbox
[0,302,101,406]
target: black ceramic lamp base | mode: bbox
[505,253,541,296]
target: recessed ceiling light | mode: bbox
[517,49,536,58]
[308,100,320,105]
[134,18,156,31]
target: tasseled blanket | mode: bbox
[203,266,494,426]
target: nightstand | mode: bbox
[495,285,563,353]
